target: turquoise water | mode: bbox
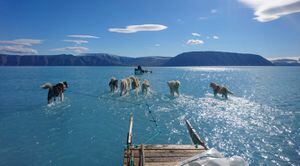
[0,66,299,165]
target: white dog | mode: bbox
[141,80,150,94]
[130,76,140,95]
[167,80,180,96]
[120,77,131,96]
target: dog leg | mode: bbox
[61,93,64,101]
[213,90,217,97]
[174,88,179,96]
[47,96,51,104]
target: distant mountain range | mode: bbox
[0,53,170,66]
[164,51,273,66]
[0,51,278,66]
[269,58,300,66]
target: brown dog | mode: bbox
[210,82,233,99]
[120,77,131,96]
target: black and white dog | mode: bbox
[109,77,118,93]
[41,81,68,104]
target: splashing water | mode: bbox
[0,66,299,165]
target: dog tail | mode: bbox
[41,83,52,89]
[227,90,234,95]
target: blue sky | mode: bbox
[0,0,300,58]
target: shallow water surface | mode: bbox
[0,66,299,165]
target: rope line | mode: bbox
[68,89,161,144]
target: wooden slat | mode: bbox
[139,144,145,166]
[123,144,206,166]
[125,150,203,158]
[138,144,205,150]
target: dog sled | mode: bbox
[123,114,247,166]
[134,65,152,75]
[134,69,152,75]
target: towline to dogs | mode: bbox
[68,89,161,144]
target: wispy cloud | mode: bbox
[211,9,218,14]
[0,38,41,55]
[213,35,219,39]
[177,18,184,23]
[67,34,99,39]
[239,0,300,22]
[0,39,42,46]
[155,44,160,47]
[52,46,89,54]
[186,39,204,45]
[108,24,167,33]
[63,39,88,45]
[0,45,38,54]
[198,16,208,20]
[191,33,201,37]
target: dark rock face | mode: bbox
[0,53,171,66]
[0,51,273,66]
[164,51,273,66]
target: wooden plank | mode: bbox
[126,150,204,158]
[137,144,205,150]
[143,162,179,166]
[124,114,134,166]
[185,120,208,150]
[139,144,145,166]
[127,114,134,145]
[144,156,192,162]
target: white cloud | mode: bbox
[52,46,89,54]
[155,44,160,47]
[63,39,88,45]
[186,39,204,45]
[211,9,218,14]
[191,33,201,37]
[0,39,42,46]
[108,24,167,33]
[213,35,219,39]
[0,45,38,54]
[67,34,99,39]
[239,0,300,22]
[198,16,208,20]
